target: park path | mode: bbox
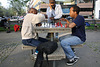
[0,30,100,67]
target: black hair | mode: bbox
[28,8,37,13]
[72,6,80,14]
[49,0,55,4]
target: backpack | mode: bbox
[85,22,90,26]
[37,41,58,55]
[34,41,58,67]
[14,24,20,32]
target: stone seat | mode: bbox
[22,44,36,50]
[71,44,84,48]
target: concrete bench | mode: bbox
[44,43,84,67]
[22,44,37,59]
[44,42,65,60]
[21,43,65,67]
[22,43,84,67]
[71,44,84,48]
[22,44,36,50]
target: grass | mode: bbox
[85,24,100,30]
[0,24,21,31]
[0,24,100,31]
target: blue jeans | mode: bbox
[59,34,84,59]
[22,37,48,47]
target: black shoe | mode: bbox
[46,35,51,38]
[66,58,79,66]
[46,33,54,38]
[72,48,76,53]
[6,30,11,33]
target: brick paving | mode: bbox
[0,31,21,63]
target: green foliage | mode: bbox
[9,0,28,6]
[0,0,27,16]
[0,6,5,16]
[85,24,100,30]
[0,2,1,6]
[0,24,21,31]
[9,0,27,16]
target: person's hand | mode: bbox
[60,18,68,22]
[50,17,54,20]
[36,23,42,27]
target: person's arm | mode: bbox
[69,22,76,28]
[60,18,76,28]
[32,13,45,24]
[46,7,49,17]
[54,5,63,19]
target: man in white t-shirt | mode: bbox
[46,0,63,38]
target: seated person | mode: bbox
[21,8,48,54]
[59,6,86,65]
[46,0,63,38]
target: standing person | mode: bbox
[21,8,48,54]
[0,16,11,33]
[59,6,86,65]
[46,0,63,38]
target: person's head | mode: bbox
[69,6,80,18]
[28,8,37,14]
[49,0,55,9]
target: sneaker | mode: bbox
[72,48,76,53]
[33,53,37,59]
[66,58,79,66]
[46,35,51,38]
[33,50,38,59]
[73,50,76,53]
[74,56,80,59]
[35,50,38,55]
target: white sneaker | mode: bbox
[74,56,80,59]
[33,53,37,59]
[35,52,38,55]
[66,58,79,66]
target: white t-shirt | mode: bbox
[46,4,63,23]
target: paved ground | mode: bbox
[0,30,100,67]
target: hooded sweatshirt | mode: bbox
[21,13,45,39]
